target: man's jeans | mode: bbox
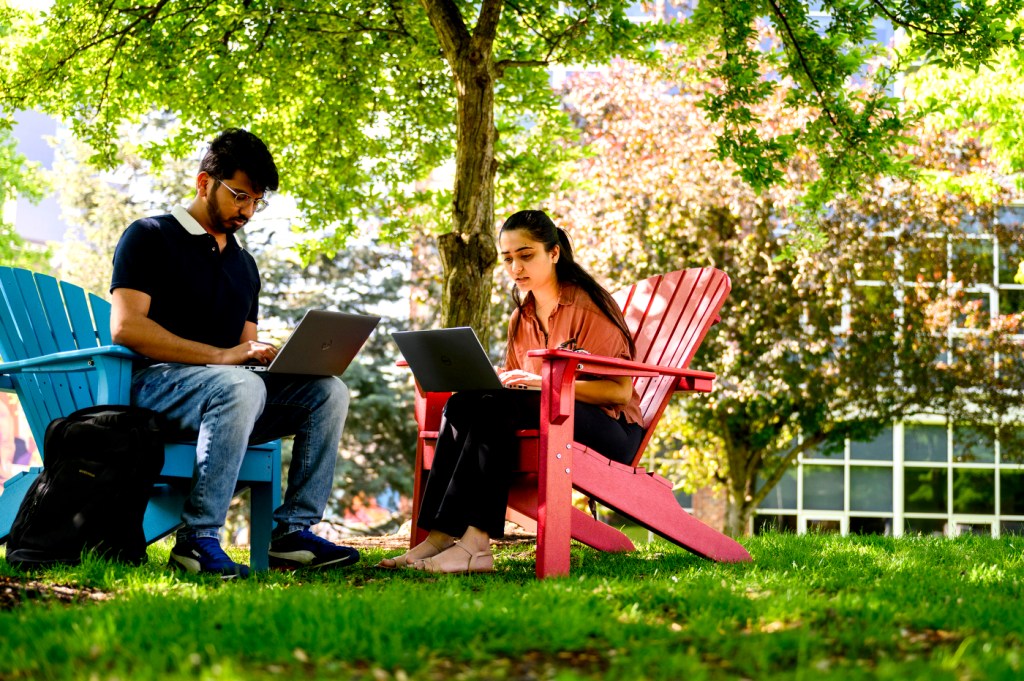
[131,364,350,540]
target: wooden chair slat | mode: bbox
[634,269,704,424]
[38,276,96,410]
[1,270,71,423]
[89,293,113,346]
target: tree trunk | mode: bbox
[723,476,754,537]
[438,228,496,331]
[439,49,498,336]
[422,0,501,341]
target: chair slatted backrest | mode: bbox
[611,268,731,466]
[0,267,109,452]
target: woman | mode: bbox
[382,209,644,573]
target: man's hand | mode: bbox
[219,339,276,366]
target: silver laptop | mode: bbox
[392,327,538,393]
[210,310,380,376]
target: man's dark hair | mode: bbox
[199,128,279,194]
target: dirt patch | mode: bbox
[0,575,111,611]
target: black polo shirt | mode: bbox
[111,207,260,349]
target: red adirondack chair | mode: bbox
[408,267,751,578]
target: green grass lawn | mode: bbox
[0,533,1021,680]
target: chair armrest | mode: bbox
[527,349,717,424]
[526,349,716,391]
[0,345,141,375]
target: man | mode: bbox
[110,128,359,578]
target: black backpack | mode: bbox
[5,405,165,569]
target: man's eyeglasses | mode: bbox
[210,175,269,213]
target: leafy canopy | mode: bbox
[0,0,665,254]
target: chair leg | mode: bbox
[249,481,273,572]
[248,443,282,572]
[409,440,430,549]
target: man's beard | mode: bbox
[208,191,247,234]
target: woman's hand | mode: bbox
[499,369,542,390]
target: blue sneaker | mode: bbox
[169,535,250,579]
[269,530,360,570]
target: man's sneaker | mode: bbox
[169,535,250,579]
[269,530,360,570]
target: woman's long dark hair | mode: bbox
[501,210,636,356]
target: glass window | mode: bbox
[905,467,948,513]
[951,238,993,285]
[953,469,995,514]
[851,285,897,321]
[803,439,843,460]
[758,467,798,509]
[850,466,893,512]
[999,426,1024,464]
[904,237,947,283]
[674,490,693,508]
[905,424,947,462]
[998,288,1024,316]
[850,427,893,460]
[806,519,842,534]
[905,517,948,536]
[955,291,991,329]
[754,514,797,534]
[1000,470,1024,515]
[951,337,996,375]
[997,237,1022,284]
[953,425,995,463]
[955,522,992,537]
[857,236,896,281]
[997,351,1024,388]
[1001,521,1024,535]
[803,465,844,511]
[850,516,892,535]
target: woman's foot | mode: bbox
[413,541,494,574]
[376,534,452,569]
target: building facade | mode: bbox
[752,224,1024,537]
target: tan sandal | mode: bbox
[376,535,451,569]
[414,541,494,575]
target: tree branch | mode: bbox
[503,0,594,65]
[474,0,504,42]
[763,0,840,130]
[276,4,414,40]
[419,0,470,61]
[865,0,962,39]
[493,58,548,74]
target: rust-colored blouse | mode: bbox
[503,283,643,425]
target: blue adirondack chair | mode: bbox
[0,267,281,570]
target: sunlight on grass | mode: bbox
[1,534,1022,680]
